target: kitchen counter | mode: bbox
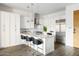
[20,31,55,55]
[21,31,54,39]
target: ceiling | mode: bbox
[3,3,73,15]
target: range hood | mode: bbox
[34,13,40,25]
[34,13,43,31]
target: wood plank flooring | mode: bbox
[0,44,43,56]
[0,43,79,56]
[47,43,79,56]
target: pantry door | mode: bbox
[73,10,79,48]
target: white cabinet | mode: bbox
[9,13,16,46]
[0,12,10,47]
[15,14,21,45]
[20,16,34,29]
[0,11,20,48]
[24,17,31,28]
[45,36,54,54]
[10,13,21,46]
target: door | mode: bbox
[73,10,79,48]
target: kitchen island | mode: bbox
[21,31,55,55]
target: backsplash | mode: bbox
[20,28,31,32]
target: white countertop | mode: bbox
[21,31,54,39]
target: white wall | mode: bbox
[66,4,79,47]
[39,10,65,36]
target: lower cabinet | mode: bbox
[45,36,55,54]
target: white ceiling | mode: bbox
[3,3,73,15]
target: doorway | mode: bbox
[73,10,79,48]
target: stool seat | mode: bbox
[21,35,26,39]
[25,36,34,41]
[29,37,34,41]
[25,36,29,41]
[33,39,43,45]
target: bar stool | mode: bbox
[25,36,33,46]
[32,38,43,56]
[21,35,26,39]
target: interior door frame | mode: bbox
[66,4,79,47]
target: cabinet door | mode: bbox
[0,12,6,47]
[45,36,54,54]
[9,13,16,46]
[24,17,31,28]
[0,12,10,47]
[4,12,10,47]
[21,16,34,29]
[15,14,21,45]
[20,16,26,28]
[30,19,34,28]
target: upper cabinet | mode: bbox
[20,16,34,29]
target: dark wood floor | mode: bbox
[0,44,43,56]
[47,43,79,56]
[0,43,79,56]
